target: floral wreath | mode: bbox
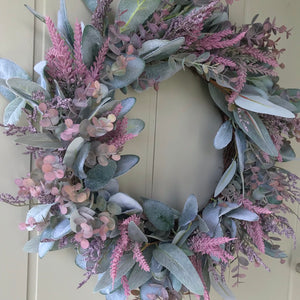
[0,0,300,299]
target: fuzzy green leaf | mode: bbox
[126,119,145,135]
[63,137,85,167]
[118,0,161,33]
[233,110,278,156]
[153,243,204,295]
[23,236,40,253]
[15,133,63,149]
[0,58,30,101]
[82,0,98,12]
[139,37,185,63]
[108,193,143,214]
[128,221,148,243]
[57,0,74,46]
[73,142,91,179]
[39,226,55,258]
[214,120,233,150]
[85,161,117,191]
[51,219,71,240]
[235,93,295,118]
[208,83,233,118]
[214,160,236,197]
[109,56,145,89]
[280,141,296,162]
[7,78,50,101]
[235,130,246,174]
[114,155,140,178]
[143,199,174,231]
[3,97,26,125]
[82,25,103,68]
[178,195,198,228]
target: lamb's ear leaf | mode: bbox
[82,0,98,12]
[3,97,26,125]
[82,25,103,68]
[0,58,30,101]
[57,0,74,46]
[153,243,204,295]
[214,160,236,197]
[233,110,278,156]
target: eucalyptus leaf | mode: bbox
[139,38,185,63]
[233,110,278,156]
[51,219,71,240]
[7,78,50,101]
[128,221,148,243]
[15,133,63,149]
[23,236,40,253]
[85,161,117,191]
[26,204,54,231]
[108,193,143,214]
[126,119,145,135]
[143,199,174,231]
[210,272,235,300]
[153,243,204,295]
[57,0,74,46]
[178,194,198,228]
[114,155,140,178]
[3,97,26,125]
[82,25,103,68]
[0,58,30,101]
[82,0,98,12]
[118,97,136,118]
[109,56,145,89]
[214,120,233,150]
[63,137,85,167]
[235,93,295,118]
[73,142,91,179]
[94,254,135,292]
[219,202,240,217]
[264,241,287,259]
[39,226,55,258]
[214,160,237,197]
[118,0,161,34]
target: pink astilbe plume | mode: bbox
[74,21,89,83]
[240,198,272,215]
[121,275,131,298]
[110,215,141,286]
[199,30,246,51]
[245,221,265,253]
[133,242,150,272]
[45,17,75,85]
[226,63,247,103]
[240,46,279,68]
[91,0,113,34]
[213,56,237,68]
[190,233,235,263]
[90,38,110,81]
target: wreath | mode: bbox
[0,0,300,299]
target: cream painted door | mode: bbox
[0,1,299,299]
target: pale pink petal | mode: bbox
[80,239,89,249]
